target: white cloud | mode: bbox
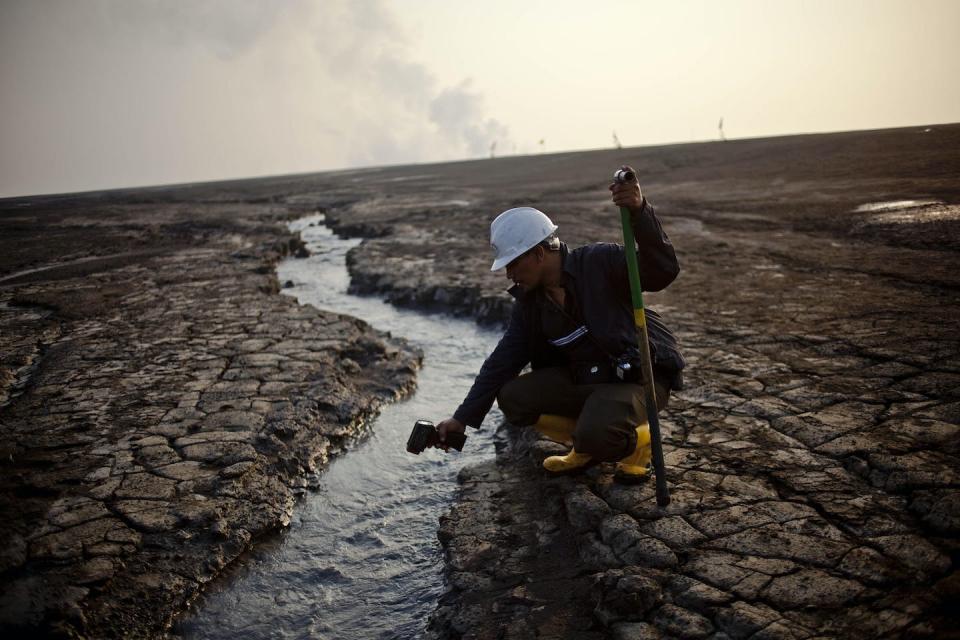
[431,81,510,157]
[0,0,512,196]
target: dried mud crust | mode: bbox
[0,190,421,637]
[1,124,958,638]
[427,426,608,640]
[311,126,959,637]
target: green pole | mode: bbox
[619,205,671,507]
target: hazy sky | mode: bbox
[2,0,958,197]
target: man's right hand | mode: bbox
[609,165,644,211]
[434,418,466,451]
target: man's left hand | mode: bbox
[434,417,465,452]
[609,168,644,210]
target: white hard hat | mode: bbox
[489,207,559,271]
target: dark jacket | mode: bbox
[453,199,685,428]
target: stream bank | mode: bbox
[176,215,502,639]
[0,191,421,638]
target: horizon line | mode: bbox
[2,120,956,202]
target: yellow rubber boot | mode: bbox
[532,414,576,447]
[543,448,594,474]
[614,425,652,484]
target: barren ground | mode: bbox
[1,123,958,638]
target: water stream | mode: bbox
[177,215,501,639]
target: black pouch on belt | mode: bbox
[570,357,644,385]
[570,360,618,385]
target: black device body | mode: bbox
[406,420,466,454]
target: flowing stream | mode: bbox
[177,214,501,639]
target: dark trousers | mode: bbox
[496,366,670,462]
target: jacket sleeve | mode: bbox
[623,198,680,292]
[453,301,531,428]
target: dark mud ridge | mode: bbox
[326,211,513,326]
[0,190,420,637]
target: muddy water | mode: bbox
[178,215,501,639]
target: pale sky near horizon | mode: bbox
[1,0,958,198]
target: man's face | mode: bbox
[505,246,543,291]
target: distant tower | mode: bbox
[612,131,622,149]
[490,141,497,159]
[718,117,726,141]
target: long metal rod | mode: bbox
[619,206,670,507]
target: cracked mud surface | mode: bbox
[1,124,958,638]
[319,126,959,638]
[0,186,421,637]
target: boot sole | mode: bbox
[542,458,601,476]
[613,469,652,485]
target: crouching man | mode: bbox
[435,168,685,484]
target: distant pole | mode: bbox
[612,131,622,149]
[490,141,497,159]
[539,138,545,153]
[718,117,726,141]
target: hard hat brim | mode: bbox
[490,255,511,271]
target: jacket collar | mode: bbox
[560,241,575,278]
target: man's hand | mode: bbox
[434,417,466,451]
[609,165,644,211]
